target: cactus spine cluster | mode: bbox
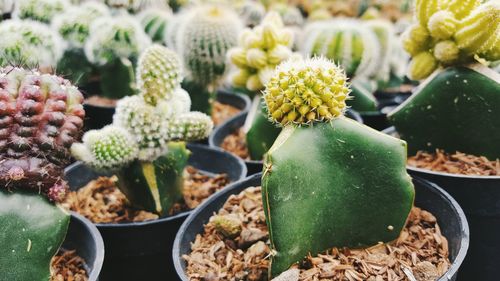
[13,0,70,23]
[264,57,350,126]
[174,5,243,88]
[0,67,85,202]
[0,20,64,68]
[228,12,297,92]
[301,19,382,79]
[402,0,500,80]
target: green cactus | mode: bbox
[0,67,85,280]
[261,57,415,277]
[14,0,69,23]
[72,45,213,216]
[0,20,64,68]
[137,8,172,43]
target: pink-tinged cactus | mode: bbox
[0,67,85,202]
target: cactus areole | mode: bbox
[0,67,85,281]
[261,58,415,277]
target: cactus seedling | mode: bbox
[0,67,85,280]
[261,57,415,277]
[72,45,214,216]
[389,0,500,159]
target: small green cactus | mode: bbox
[13,0,69,23]
[261,58,415,277]
[137,8,172,43]
[0,20,64,68]
[402,0,499,80]
[72,45,213,216]
[212,215,242,238]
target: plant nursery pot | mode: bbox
[383,126,500,281]
[209,110,363,175]
[64,144,246,281]
[65,213,105,281]
[82,90,251,131]
[173,173,469,281]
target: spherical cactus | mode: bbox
[263,57,350,126]
[13,0,69,23]
[238,0,266,27]
[167,111,214,141]
[136,44,183,105]
[84,15,151,66]
[0,67,85,202]
[270,3,304,27]
[402,0,500,80]
[176,5,243,88]
[364,19,397,83]
[137,8,172,43]
[301,19,381,79]
[0,0,14,15]
[71,125,138,171]
[105,0,171,13]
[52,2,110,48]
[0,20,64,68]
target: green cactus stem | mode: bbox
[99,57,137,99]
[13,0,69,23]
[0,190,70,281]
[348,79,378,112]
[389,65,500,159]
[261,57,414,277]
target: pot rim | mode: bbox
[382,126,500,180]
[64,143,248,229]
[70,212,105,280]
[172,173,469,281]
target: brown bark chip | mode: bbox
[221,128,250,160]
[50,249,88,281]
[212,101,241,126]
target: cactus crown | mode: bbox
[0,67,85,202]
[176,5,243,88]
[14,0,69,23]
[84,15,151,66]
[228,12,298,92]
[137,44,183,105]
[403,0,500,80]
[52,2,110,48]
[263,57,350,126]
[0,20,64,68]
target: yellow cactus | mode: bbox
[408,52,438,80]
[415,0,441,27]
[263,57,350,126]
[427,11,457,40]
[433,40,459,64]
[447,0,482,20]
[402,24,430,55]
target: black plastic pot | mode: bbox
[64,143,247,280]
[209,110,364,175]
[384,126,500,281]
[173,173,469,281]
[65,213,105,281]
[83,90,251,131]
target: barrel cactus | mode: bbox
[261,57,415,277]
[238,0,266,27]
[389,0,500,159]
[72,45,213,216]
[137,8,172,43]
[13,0,70,23]
[0,20,64,68]
[0,67,85,281]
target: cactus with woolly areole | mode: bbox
[138,8,172,43]
[389,0,500,159]
[0,67,85,281]
[13,0,69,23]
[72,45,213,215]
[261,57,415,277]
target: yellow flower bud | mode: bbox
[408,52,438,80]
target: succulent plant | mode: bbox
[0,20,65,68]
[137,8,172,43]
[105,0,171,13]
[261,57,415,277]
[269,3,304,27]
[72,45,213,215]
[238,0,266,27]
[0,67,85,281]
[13,0,70,23]
[0,0,14,16]
[389,0,500,159]
[402,0,499,80]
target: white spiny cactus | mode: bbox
[13,0,70,23]
[0,0,14,15]
[167,111,214,141]
[137,8,172,43]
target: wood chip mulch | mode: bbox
[221,128,250,160]
[408,149,500,176]
[50,249,88,281]
[183,187,450,281]
[212,101,241,126]
[62,166,230,223]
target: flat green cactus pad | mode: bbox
[245,97,281,160]
[262,117,415,277]
[348,80,378,112]
[117,142,190,216]
[389,65,500,159]
[0,190,70,281]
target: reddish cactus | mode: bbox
[0,67,85,201]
